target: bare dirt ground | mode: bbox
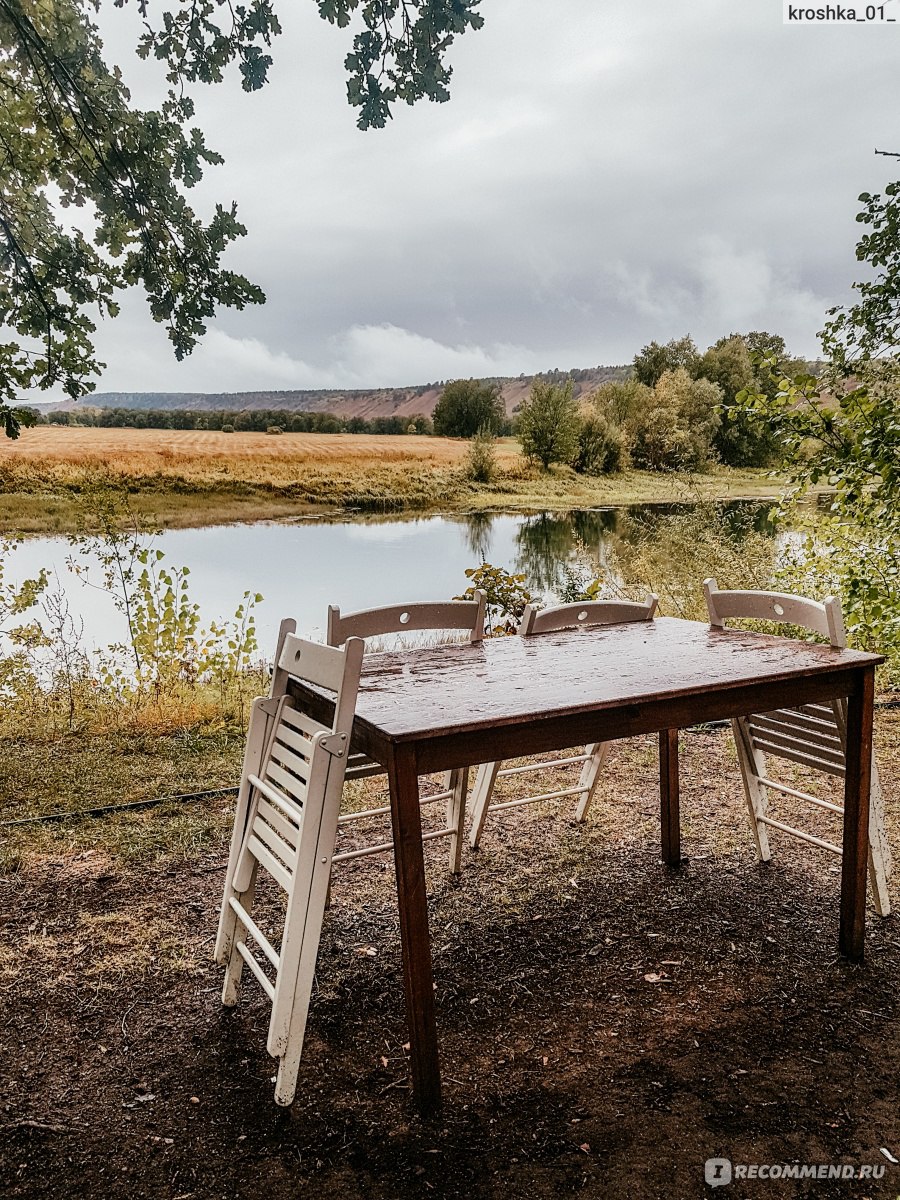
[3,721,900,1199]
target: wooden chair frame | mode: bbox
[327,592,486,875]
[468,594,659,847]
[704,577,891,916]
[214,622,364,1104]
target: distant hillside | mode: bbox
[41,365,630,419]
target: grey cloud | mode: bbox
[79,0,899,392]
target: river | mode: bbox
[4,502,775,651]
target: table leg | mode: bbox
[387,742,442,1115]
[660,728,681,867]
[840,668,874,962]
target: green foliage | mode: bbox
[571,409,625,475]
[0,0,482,436]
[629,368,721,471]
[823,180,900,368]
[733,175,900,678]
[62,483,262,711]
[591,378,653,432]
[456,563,531,636]
[557,502,775,621]
[318,0,484,131]
[632,335,699,387]
[698,332,802,467]
[518,378,581,470]
[464,426,497,483]
[432,379,506,438]
[0,538,47,649]
[44,405,433,435]
[739,356,900,679]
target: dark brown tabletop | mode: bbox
[348,617,882,767]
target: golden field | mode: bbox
[0,426,522,466]
[0,425,784,533]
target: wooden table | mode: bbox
[291,616,882,1115]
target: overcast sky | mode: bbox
[83,0,899,393]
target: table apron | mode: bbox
[351,667,863,774]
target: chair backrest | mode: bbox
[519,594,659,637]
[703,577,846,648]
[326,591,486,648]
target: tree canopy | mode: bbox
[0,0,484,435]
[517,377,580,470]
[432,378,505,438]
[632,335,699,388]
[735,174,900,670]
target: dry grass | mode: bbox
[0,426,784,533]
[0,427,519,468]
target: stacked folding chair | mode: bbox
[214,621,364,1104]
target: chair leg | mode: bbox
[868,760,892,917]
[732,718,772,861]
[274,1036,304,1107]
[221,865,258,1007]
[574,741,610,822]
[446,767,469,873]
[215,699,271,963]
[468,760,502,849]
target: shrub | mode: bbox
[572,409,626,475]
[630,368,721,471]
[464,426,498,483]
[266,425,283,435]
[456,563,532,636]
[221,424,235,433]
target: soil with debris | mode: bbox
[3,721,900,1200]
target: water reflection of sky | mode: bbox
[4,503,773,653]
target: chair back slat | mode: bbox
[279,705,329,742]
[264,759,310,808]
[256,798,301,849]
[703,577,845,645]
[327,591,486,647]
[519,594,658,637]
[268,736,312,784]
[277,633,355,693]
[251,813,299,873]
[748,720,846,771]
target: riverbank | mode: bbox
[0,427,785,533]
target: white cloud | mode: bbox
[81,302,539,394]
[327,324,539,386]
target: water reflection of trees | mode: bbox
[513,510,619,594]
[460,511,496,561]
[457,502,777,605]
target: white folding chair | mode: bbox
[704,577,892,916]
[468,595,659,848]
[326,594,486,876]
[214,624,364,1105]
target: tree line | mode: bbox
[41,408,434,436]
[34,327,808,469]
[436,329,811,473]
